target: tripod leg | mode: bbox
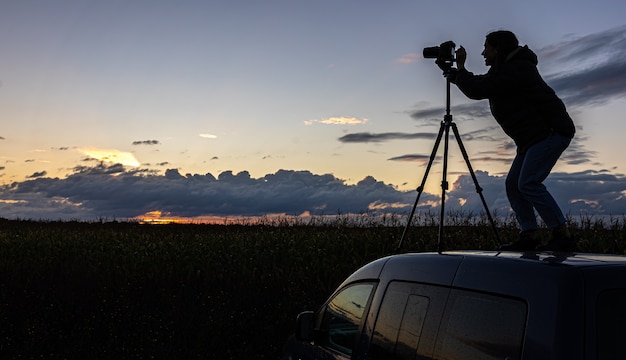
[397,121,446,252]
[450,122,502,246]
[438,120,452,253]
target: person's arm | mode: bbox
[451,46,510,100]
[447,46,488,100]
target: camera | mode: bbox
[423,41,456,71]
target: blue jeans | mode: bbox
[506,133,571,232]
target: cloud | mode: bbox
[539,25,626,69]
[338,132,436,143]
[546,60,626,107]
[387,154,441,165]
[199,133,217,139]
[132,140,160,145]
[396,53,421,64]
[27,171,47,179]
[538,25,626,108]
[560,136,599,166]
[447,169,626,216]
[0,164,420,221]
[411,102,492,123]
[1,163,625,222]
[305,116,368,126]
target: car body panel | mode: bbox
[283,251,626,360]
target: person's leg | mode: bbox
[519,133,577,252]
[506,152,538,232]
[517,133,570,229]
[501,152,541,251]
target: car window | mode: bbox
[435,290,527,360]
[318,282,375,356]
[369,281,452,360]
[597,288,626,359]
[370,282,429,360]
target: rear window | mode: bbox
[597,288,626,359]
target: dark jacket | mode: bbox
[451,45,575,153]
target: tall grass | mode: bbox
[0,212,625,359]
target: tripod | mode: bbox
[397,72,501,253]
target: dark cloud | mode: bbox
[468,156,513,165]
[560,136,599,166]
[411,101,492,123]
[26,171,47,179]
[1,163,625,221]
[447,168,626,216]
[391,133,597,171]
[338,123,500,145]
[546,60,626,107]
[0,164,425,221]
[535,25,626,108]
[388,154,441,164]
[539,25,626,67]
[338,132,436,143]
[132,140,160,145]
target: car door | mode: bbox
[367,281,450,360]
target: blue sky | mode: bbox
[1,0,625,222]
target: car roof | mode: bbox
[341,251,626,290]
[434,251,626,275]
[447,250,626,266]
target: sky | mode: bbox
[1,0,626,223]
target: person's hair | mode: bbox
[485,30,519,67]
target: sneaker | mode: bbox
[537,225,578,252]
[500,230,540,251]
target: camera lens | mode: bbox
[423,46,440,59]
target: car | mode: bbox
[282,250,626,360]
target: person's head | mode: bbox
[482,30,519,67]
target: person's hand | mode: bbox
[455,46,467,71]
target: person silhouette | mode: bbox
[448,30,576,252]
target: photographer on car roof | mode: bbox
[448,30,576,252]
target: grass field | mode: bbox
[0,214,625,359]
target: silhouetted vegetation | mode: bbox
[0,214,624,359]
